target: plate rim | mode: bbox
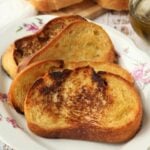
[0,14,150,150]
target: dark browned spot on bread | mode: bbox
[38,70,71,95]
[92,70,107,87]
[40,86,51,95]
[32,78,44,88]
[64,68,108,124]
[49,69,71,81]
[27,67,111,125]
[93,30,100,36]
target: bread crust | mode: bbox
[65,61,134,83]
[29,0,83,12]
[19,21,117,71]
[9,60,63,113]
[28,113,142,143]
[25,68,142,143]
[95,0,129,11]
[1,44,17,78]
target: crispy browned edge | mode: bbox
[1,44,17,78]
[95,0,129,11]
[18,21,117,71]
[65,61,134,83]
[8,59,64,114]
[25,72,142,143]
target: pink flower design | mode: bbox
[132,65,144,80]
[0,114,2,121]
[6,117,20,128]
[23,23,39,32]
[132,63,150,87]
[16,18,43,32]
[0,93,7,102]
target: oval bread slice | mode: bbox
[18,21,117,71]
[24,66,142,143]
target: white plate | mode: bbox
[0,15,150,150]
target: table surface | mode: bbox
[0,11,149,150]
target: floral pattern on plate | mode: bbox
[132,63,150,88]
[16,18,43,33]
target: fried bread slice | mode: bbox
[1,44,17,78]
[65,61,134,83]
[9,59,132,114]
[24,66,142,143]
[9,60,63,113]
[18,21,117,71]
[2,15,85,78]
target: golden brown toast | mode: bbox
[9,60,132,114]
[2,15,85,78]
[24,66,142,143]
[9,60,63,113]
[65,61,134,83]
[1,44,17,78]
[95,0,129,11]
[29,0,83,12]
[18,21,117,71]
[14,15,85,65]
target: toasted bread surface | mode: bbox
[25,67,142,143]
[19,21,117,71]
[10,60,133,114]
[1,44,17,78]
[14,15,85,65]
[65,61,134,83]
[2,15,85,78]
[9,60,63,113]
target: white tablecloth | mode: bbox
[0,4,149,150]
[0,0,37,31]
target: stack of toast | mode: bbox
[1,15,142,143]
